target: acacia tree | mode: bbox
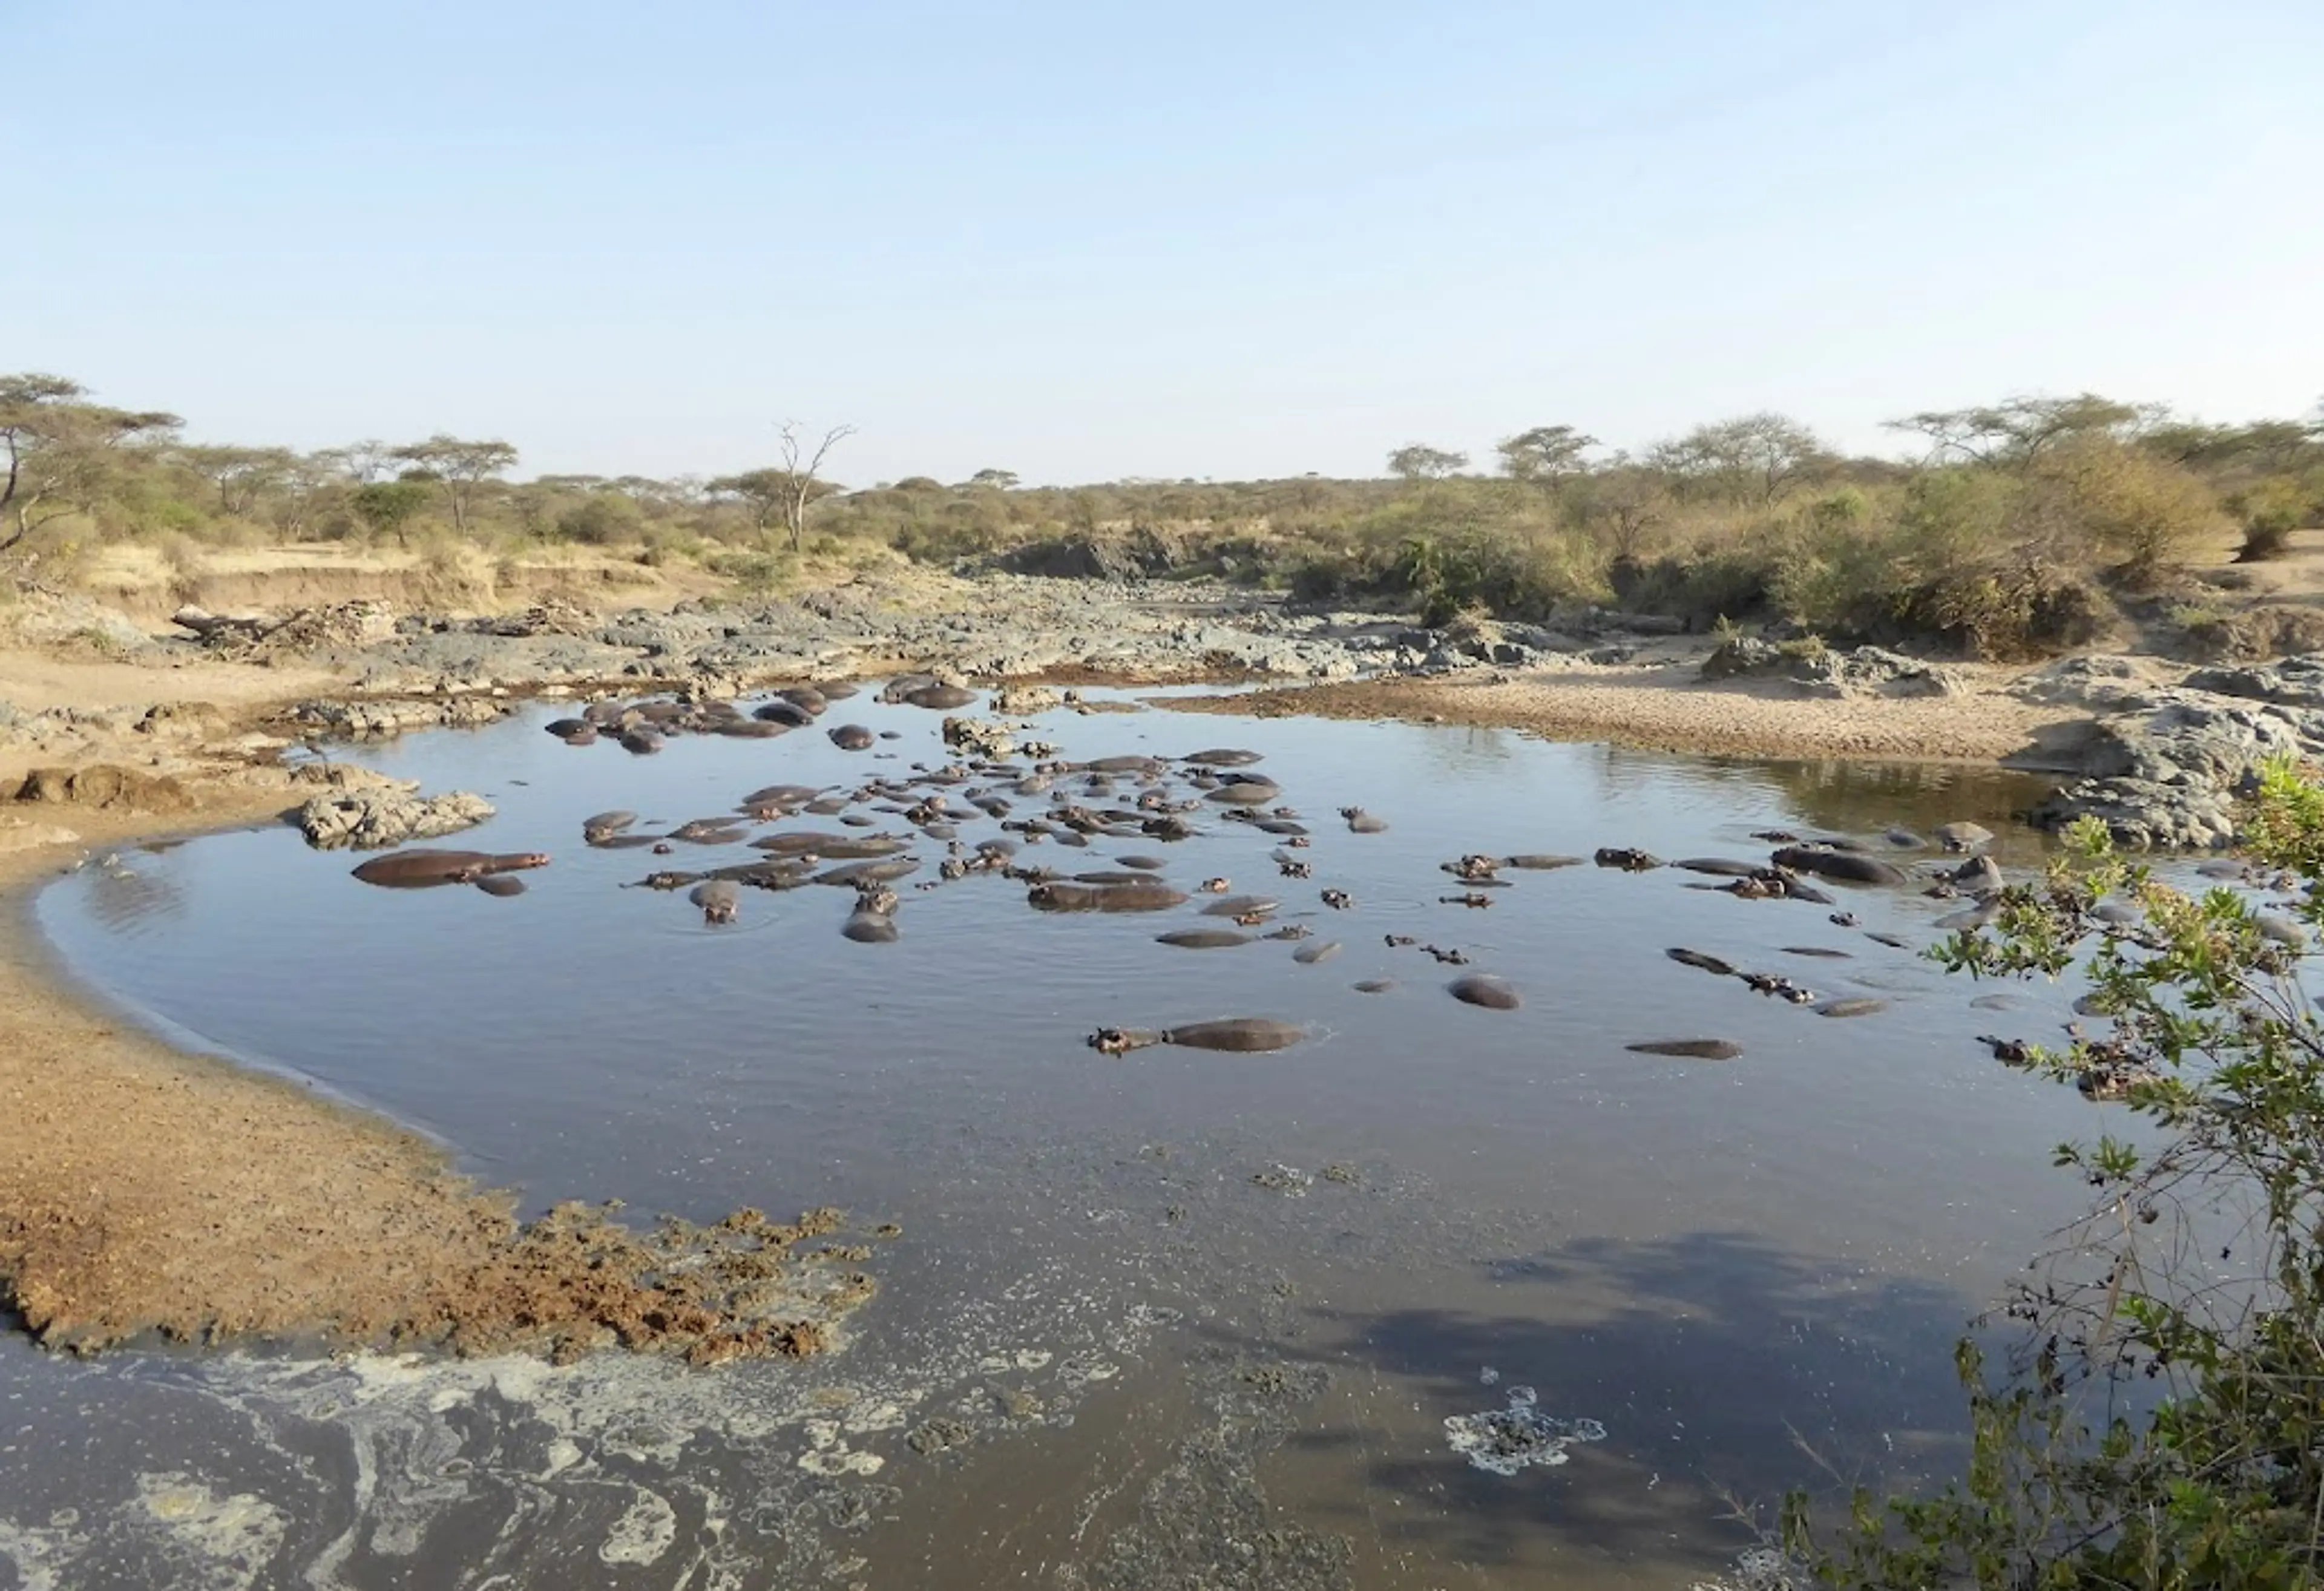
[177,444,295,517]
[706,468,790,542]
[1388,444,1468,482]
[1495,424,1597,487]
[389,434,518,534]
[1651,412,1827,506]
[715,422,855,552]
[0,373,181,558]
[969,467,1019,490]
[349,481,434,548]
[1886,393,2142,470]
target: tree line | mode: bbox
[5,371,2320,655]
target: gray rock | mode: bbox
[296,787,496,850]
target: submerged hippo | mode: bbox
[1446,973,1522,1009]
[472,874,527,898]
[780,686,830,717]
[1155,928,1256,948]
[1501,854,1583,870]
[351,849,551,889]
[1292,940,1342,965]
[829,724,876,750]
[1028,881,1189,913]
[1627,1039,1744,1060]
[753,699,813,727]
[1665,947,1738,977]
[1181,749,1265,767]
[904,683,977,710]
[1200,894,1279,918]
[1086,1019,1306,1055]
[1771,845,1908,887]
[582,810,638,843]
[1340,807,1388,834]
[689,879,741,924]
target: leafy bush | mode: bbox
[1794,770,2324,1587]
[2230,476,2315,563]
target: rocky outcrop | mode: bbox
[2030,674,2324,848]
[12,764,193,813]
[174,600,398,660]
[295,782,495,850]
[290,697,511,738]
[1699,639,1961,698]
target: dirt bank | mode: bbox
[1184,660,2086,766]
[0,770,870,1361]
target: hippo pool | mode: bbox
[5,686,2159,1589]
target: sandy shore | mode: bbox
[0,683,869,1359]
[1181,660,2085,766]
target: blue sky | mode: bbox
[8,1,2321,485]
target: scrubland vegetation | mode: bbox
[5,373,2320,654]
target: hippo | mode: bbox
[1627,1039,1744,1060]
[740,784,825,810]
[1083,756,1164,775]
[1077,870,1161,885]
[780,686,830,717]
[1115,855,1167,871]
[1292,940,1342,965]
[1206,781,1281,807]
[352,850,551,888]
[1781,946,1853,959]
[1155,929,1256,949]
[1087,1019,1306,1055]
[1816,998,1889,1019]
[544,718,594,741]
[1351,978,1397,994]
[582,810,637,841]
[1934,821,1994,852]
[689,879,741,924]
[618,730,664,755]
[1771,846,1908,887]
[815,857,922,887]
[1674,858,1762,877]
[1594,848,1661,871]
[1181,750,1264,767]
[1951,855,2004,891]
[1502,855,1583,870]
[904,684,977,710]
[829,725,876,750]
[842,909,899,943]
[753,699,814,727]
[716,720,792,738]
[1200,894,1278,918]
[1665,948,1738,976]
[1447,974,1521,1009]
[1885,827,1926,849]
[1029,882,1190,913]
[1341,807,1388,834]
[672,818,752,845]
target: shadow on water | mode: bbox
[1191,1229,1983,1584]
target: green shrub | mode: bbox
[1794,773,2324,1587]
[2229,476,2314,563]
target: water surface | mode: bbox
[7,691,2124,1589]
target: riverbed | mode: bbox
[5,689,2110,1590]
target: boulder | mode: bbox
[295,787,495,850]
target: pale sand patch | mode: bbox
[1176,662,2086,766]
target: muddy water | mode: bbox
[9,692,2121,1589]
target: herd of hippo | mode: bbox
[344,677,2034,1063]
